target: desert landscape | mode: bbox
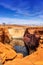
[0,24,43,65]
[0,0,43,65]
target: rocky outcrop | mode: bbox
[10,39,25,47]
[3,43,43,65]
[0,43,17,63]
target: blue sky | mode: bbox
[0,0,43,25]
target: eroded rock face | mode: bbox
[5,27,43,65]
[0,42,43,65]
[0,43,17,63]
[0,27,43,65]
[10,39,25,47]
[0,43,42,65]
[0,28,11,44]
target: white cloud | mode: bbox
[0,3,17,11]
[0,0,43,17]
[0,3,30,16]
[0,17,43,26]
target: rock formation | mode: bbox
[0,26,43,65]
[0,42,43,65]
[3,43,43,65]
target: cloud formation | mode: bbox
[0,17,43,26]
[0,0,43,17]
[0,0,43,24]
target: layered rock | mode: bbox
[4,43,43,65]
[0,43,17,63]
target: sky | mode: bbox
[0,0,43,25]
